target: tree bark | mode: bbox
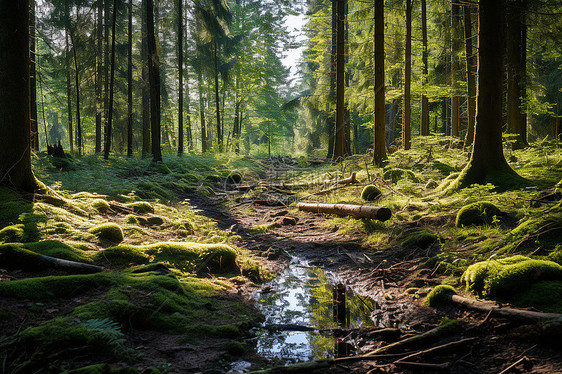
[70,31,82,155]
[463,3,476,147]
[141,0,150,157]
[147,0,162,162]
[372,0,387,166]
[333,0,346,162]
[297,203,391,221]
[65,24,73,153]
[29,0,39,151]
[454,0,523,189]
[326,0,337,160]
[199,73,207,153]
[104,0,118,160]
[403,0,412,150]
[214,41,222,152]
[0,0,36,191]
[420,0,429,137]
[127,0,134,157]
[177,0,184,155]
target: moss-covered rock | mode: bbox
[25,240,91,262]
[400,229,438,249]
[227,172,243,184]
[510,280,562,313]
[361,185,382,201]
[0,224,25,242]
[383,168,418,183]
[92,199,111,214]
[93,246,150,266]
[124,214,140,224]
[455,202,501,227]
[125,201,154,214]
[461,255,562,297]
[89,223,124,244]
[425,285,457,307]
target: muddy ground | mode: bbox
[187,179,562,374]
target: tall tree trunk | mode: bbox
[65,27,73,152]
[327,0,337,160]
[344,0,351,156]
[454,0,522,189]
[403,0,412,150]
[506,0,528,149]
[29,0,39,151]
[372,0,387,166]
[214,41,222,152]
[177,0,184,155]
[520,0,528,144]
[141,0,150,157]
[420,0,429,136]
[333,0,346,162]
[463,3,476,147]
[104,0,118,160]
[70,32,82,155]
[198,73,207,153]
[127,0,133,157]
[451,0,461,138]
[104,0,110,151]
[147,0,162,161]
[0,0,36,191]
[95,0,103,153]
[186,77,193,151]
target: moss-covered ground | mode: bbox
[0,154,268,374]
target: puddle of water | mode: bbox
[254,258,376,364]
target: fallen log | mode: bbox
[447,294,562,324]
[0,243,104,274]
[337,172,357,185]
[297,202,391,221]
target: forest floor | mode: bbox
[1,136,562,373]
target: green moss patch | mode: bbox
[92,199,111,214]
[94,242,238,273]
[400,229,438,249]
[25,240,91,262]
[125,201,154,214]
[361,185,382,201]
[510,280,562,313]
[0,224,25,242]
[0,272,115,299]
[383,168,418,183]
[425,285,457,307]
[89,223,124,244]
[455,202,501,227]
[461,255,562,298]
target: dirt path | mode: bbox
[188,177,562,374]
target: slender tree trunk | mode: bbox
[403,0,412,150]
[214,41,222,152]
[70,32,82,155]
[104,0,110,151]
[65,28,73,152]
[177,0,184,155]
[146,0,162,161]
[520,0,528,144]
[104,0,118,160]
[141,0,150,157]
[127,0,133,157]
[95,0,103,153]
[29,0,39,151]
[0,0,36,191]
[420,0,429,136]
[344,0,351,156]
[333,0,346,162]
[451,0,461,138]
[463,3,476,147]
[506,0,528,149]
[327,0,337,160]
[198,73,207,153]
[372,0,387,166]
[455,0,522,189]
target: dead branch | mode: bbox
[394,337,477,363]
[364,321,461,356]
[447,294,562,324]
[394,361,449,371]
[498,356,530,374]
[297,203,392,221]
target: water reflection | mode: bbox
[255,258,375,364]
